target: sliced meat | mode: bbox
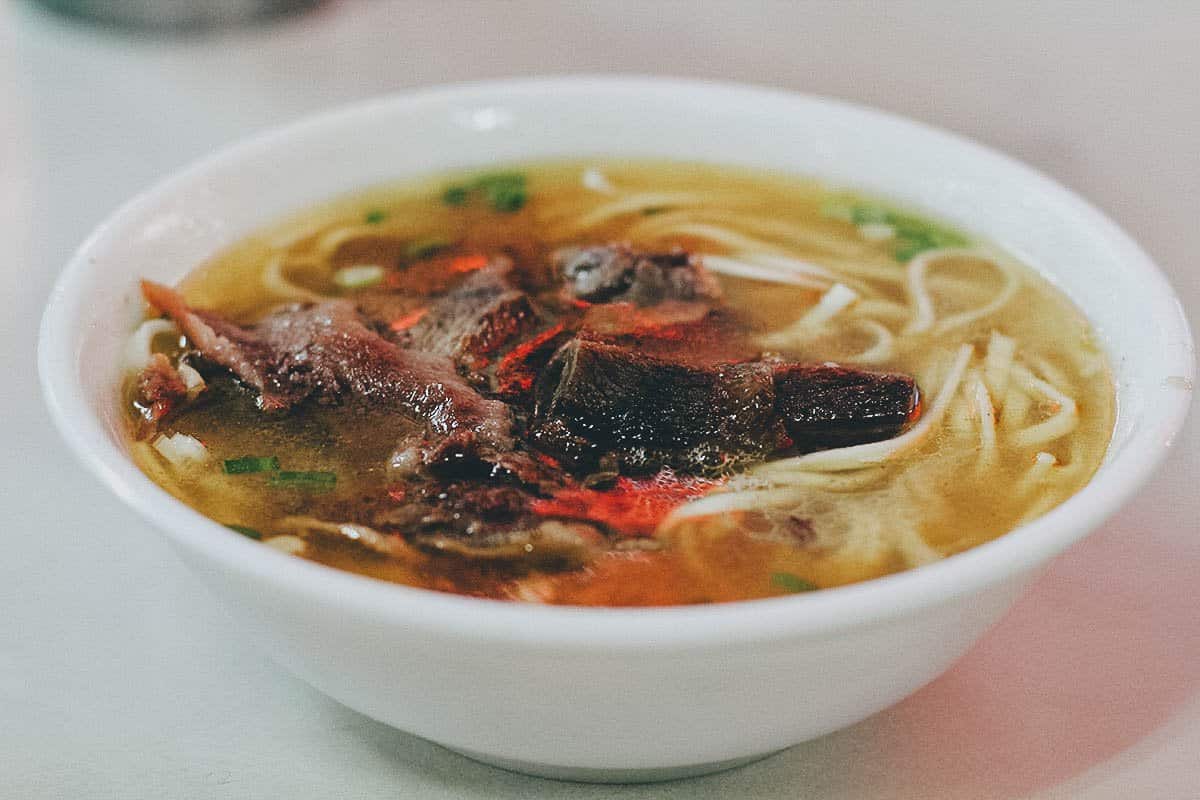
[392,428,559,489]
[555,244,722,306]
[131,352,187,433]
[352,254,496,328]
[413,521,599,567]
[375,482,534,533]
[774,364,919,449]
[579,302,760,366]
[494,322,573,403]
[373,482,597,566]
[141,280,515,455]
[402,259,541,371]
[531,339,787,473]
[277,516,411,558]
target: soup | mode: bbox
[123,161,1114,605]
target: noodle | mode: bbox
[903,248,1020,334]
[261,253,326,301]
[845,319,895,364]
[701,254,831,289]
[1011,364,1080,447]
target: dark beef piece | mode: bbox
[376,482,533,534]
[578,302,760,366]
[131,353,187,435]
[555,244,722,306]
[494,323,573,404]
[774,364,919,450]
[531,339,787,473]
[402,259,541,371]
[353,255,495,330]
[395,428,560,490]
[373,482,598,566]
[413,522,600,566]
[141,280,515,454]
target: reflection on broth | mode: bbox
[123,161,1114,605]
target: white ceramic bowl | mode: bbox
[39,77,1194,783]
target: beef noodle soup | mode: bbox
[123,161,1114,605]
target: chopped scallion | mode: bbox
[223,455,280,474]
[269,471,337,490]
[333,264,386,290]
[641,206,669,216]
[486,183,527,212]
[405,237,452,260]
[771,572,818,593]
[364,209,386,225]
[441,172,528,213]
[820,196,967,261]
[442,185,469,206]
[226,524,262,540]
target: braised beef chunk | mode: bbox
[132,352,187,434]
[774,365,919,449]
[402,259,542,370]
[494,323,572,403]
[375,482,533,534]
[555,244,722,306]
[578,302,760,366]
[531,339,787,473]
[141,279,515,452]
[372,482,598,566]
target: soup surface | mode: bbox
[124,161,1114,605]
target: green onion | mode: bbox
[442,185,469,206]
[474,172,527,213]
[441,172,528,213]
[269,470,337,490]
[405,237,452,260]
[820,195,967,262]
[771,572,818,593]
[333,264,386,290]
[222,455,280,475]
[364,209,386,225]
[889,213,967,261]
[641,206,669,216]
[225,524,262,540]
[486,183,527,212]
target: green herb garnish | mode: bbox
[889,212,967,261]
[442,185,469,206]
[405,237,452,260]
[364,209,387,225]
[225,524,262,540]
[821,196,967,261]
[222,455,280,475]
[486,183,527,212]
[641,206,669,216]
[441,171,528,213]
[771,572,818,594]
[474,172,527,212]
[269,470,337,490]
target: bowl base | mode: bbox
[449,746,782,783]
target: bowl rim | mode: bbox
[38,75,1195,651]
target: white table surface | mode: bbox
[3,1,1197,797]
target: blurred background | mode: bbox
[2,2,1197,798]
